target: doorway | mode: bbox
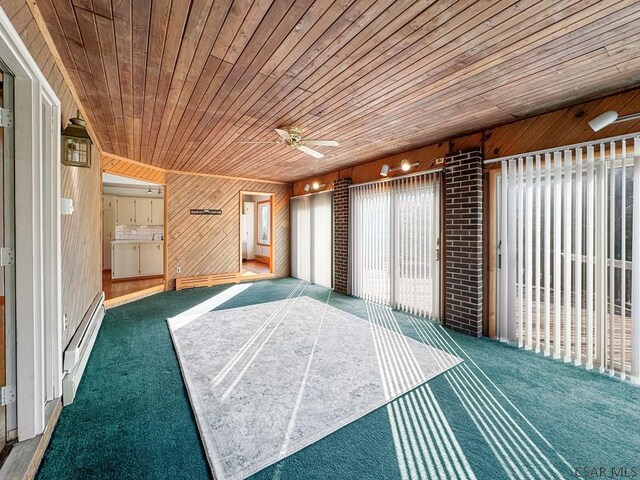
[102,173,166,303]
[0,64,15,456]
[240,192,274,278]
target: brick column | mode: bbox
[332,178,351,294]
[444,150,484,337]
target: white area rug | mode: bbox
[168,294,461,480]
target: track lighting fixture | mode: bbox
[588,110,640,132]
[380,159,419,176]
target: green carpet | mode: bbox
[37,278,640,479]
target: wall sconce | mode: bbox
[380,159,419,176]
[61,111,92,168]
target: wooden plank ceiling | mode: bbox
[36,0,640,182]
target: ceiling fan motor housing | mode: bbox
[284,126,304,143]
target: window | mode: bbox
[258,201,271,245]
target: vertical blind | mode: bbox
[290,191,333,288]
[349,172,441,319]
[496,135,640,383]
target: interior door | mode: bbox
[0,65,16,451]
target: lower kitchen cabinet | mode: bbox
[139,243,164,276]
[112,243,140,278]
[112,242,164,279]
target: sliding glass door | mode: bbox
[349,172,441,319]
[291,192,333,288]
[495,136,640,382]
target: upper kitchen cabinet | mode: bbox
[114,196,165,226]
[136,198,153,226]
[151,199,164,226]
[103,195,116,211]
[116,197,136,225]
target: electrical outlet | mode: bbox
[176,266,182,274]
[63,314,68,330]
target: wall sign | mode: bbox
[190,208,222,215]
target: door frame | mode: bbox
[0,8,62,440]
[239,191,275,277]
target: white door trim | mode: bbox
[0,6,62,440]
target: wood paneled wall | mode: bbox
[291,141,451,197]
[1,0,102,346]
[60,150,102,345]
[166,172,290,290]
[102,154,166,184]
[483,89,640,164]
[293,88,640,189]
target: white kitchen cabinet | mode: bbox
[116,197,136,225]
[139,242,164,276]
[136,198,153,226]
[151,199,164,225]
[112,243,140,278]
[103,208,115,270]
[103,195,116,211]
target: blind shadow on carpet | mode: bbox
[168,291,461,480]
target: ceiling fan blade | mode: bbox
[302,140,339,147]
[275,128,291,141]
[238,141,281,144]
[296,145,324,158]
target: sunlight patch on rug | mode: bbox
[169,295,461,480]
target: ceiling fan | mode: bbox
[239,126,339,158]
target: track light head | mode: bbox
[304,183,311,192]
[401,159,411,171]
[588,110,618,132]
[312,181,320,190]
[380,164,389,176]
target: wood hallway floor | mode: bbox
[242,260,270,276]
[102,271,164,300]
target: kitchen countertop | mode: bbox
[111,239,164,244]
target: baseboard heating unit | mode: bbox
[62,292,105,406]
